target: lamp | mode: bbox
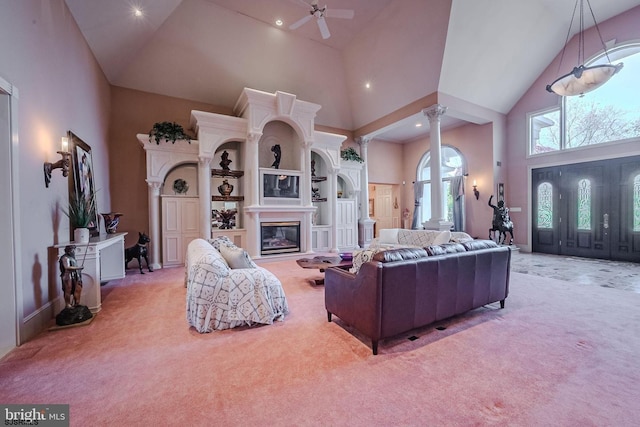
[44,136,71,188]
[472,180,479,200]
[546,0,623,96]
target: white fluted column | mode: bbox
[244,132,262,257]
[357,137,375,247]
[198,155,212,239]
[302,140,313,206]
[147,180,162,269]
[245,132,261,206]
[422,104,452,231]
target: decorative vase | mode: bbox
[74,227,90,244]
[100,213,123,234]
[218,179,234,197]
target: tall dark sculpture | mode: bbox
[488,195,514,245]
[271,144,281,169]
[56,245,93,326]
[219,150,232,171]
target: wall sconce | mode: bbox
[472,180,480,200]
[44,136,71,188]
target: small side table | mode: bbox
[53,232,127,313]
[296,256,352,285]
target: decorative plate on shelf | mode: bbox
[173,179,189,194]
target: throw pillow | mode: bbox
[450,232,474,243]
[378,228,400,244]
[219,244,254,269]
[432,230,451,245]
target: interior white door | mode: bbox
[374,184,394,234]
[0,85,17,356]
[336,199,357,250]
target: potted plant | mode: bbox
[63,190,96,243]
[340,147,364,163]
[148,121,192,144]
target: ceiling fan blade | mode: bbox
[317,16,330,39]
[324,8,354,19]
[289,14,313,30]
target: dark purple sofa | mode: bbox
[324,240,511,354]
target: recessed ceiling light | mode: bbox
[365,82,371,89]
[415,123,423,128]
[133,8,143,17]
[275,19,283,27]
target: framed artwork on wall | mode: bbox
[69,131,99,237]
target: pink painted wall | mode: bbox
[0,0,111,337]
[506,5,640,251]
[369,122,495,238]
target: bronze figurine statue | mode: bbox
[488,195,514,245]
[219,150,232,171]
[55,244,93,326]
[59,245,84,308]
[271,144,281,169]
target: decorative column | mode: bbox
[245,132,261,207]
[328,166,338,253]
[244,132,261,257]
[198,155,213,239]
[302,140,313,206]
[422,104,453,231]
[147,180,162,270]
[357,137,375,248]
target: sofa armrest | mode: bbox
[325,262,383,341]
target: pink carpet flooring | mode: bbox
[1,260,639,426]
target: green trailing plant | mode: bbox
[340,147,364,163]
[148,121,192,144]
[63,190,96,229]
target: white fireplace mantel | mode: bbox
[138,88,364,265]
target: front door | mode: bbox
[532,156,640,262]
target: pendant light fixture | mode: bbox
[546,0,623,97]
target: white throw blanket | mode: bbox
[185,239,289,333]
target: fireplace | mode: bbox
[261,221,301,255]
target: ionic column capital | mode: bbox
[422,104,448,123]
[247,132,262,144]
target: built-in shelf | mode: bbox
[211,169,244,178]
[212,195,245,202]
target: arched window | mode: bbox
[529,43,640,155]
[634,175,640,232]
[577,179,592,230]
[416,146,466,225]
[537,182,553,229]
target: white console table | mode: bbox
[54,232,127,313]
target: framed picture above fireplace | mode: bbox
[260,168,302,205]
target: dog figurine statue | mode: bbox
[125,232,153,274]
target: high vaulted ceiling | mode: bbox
[65,0,640,142]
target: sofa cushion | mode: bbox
[208,236,258,268]
[463,239,498,251]
[372,247,428,262]
[432,230,451,245]
[397,229,449,247]
[450,231,474,243]
[425,242,467,256]
[220,244,254,269]
[378,228,400,244]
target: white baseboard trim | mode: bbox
[21,297,60,343]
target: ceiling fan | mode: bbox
[289,0,355,40]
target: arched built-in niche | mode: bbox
[163,163,198,196]
[259,121,302,170]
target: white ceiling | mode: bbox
[65,0,640,143]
